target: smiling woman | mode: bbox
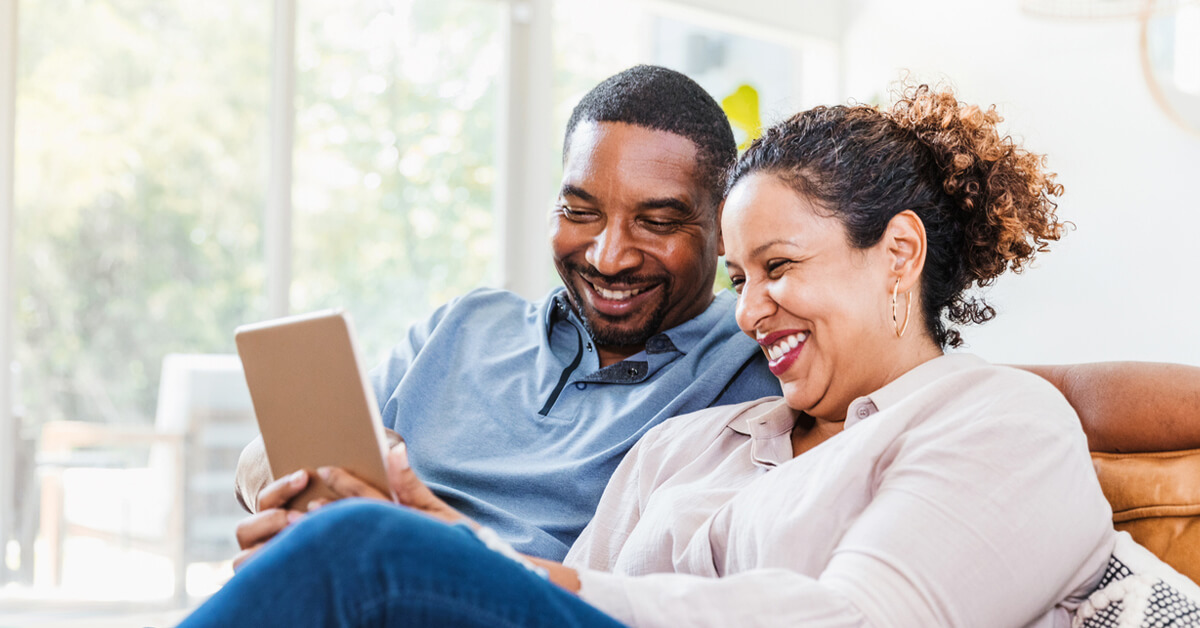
[721,83,1068,446]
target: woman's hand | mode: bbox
[385,441,469,525]
[310,441,469,527]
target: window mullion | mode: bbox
[268,0,296,318]
[0,0,17,586]
[497,0,553,300]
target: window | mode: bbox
[1,0,505,606]
[291,0,502,362]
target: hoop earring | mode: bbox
[892,279,912,339]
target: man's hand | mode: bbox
[232,469,310,570]
[232,440,468,570]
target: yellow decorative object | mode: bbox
[722,84,762,151]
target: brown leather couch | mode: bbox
[1025,362,1200,584]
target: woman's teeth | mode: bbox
[766,332,807,361]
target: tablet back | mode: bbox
[235,310,390,509]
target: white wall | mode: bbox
[838,0,1200,365]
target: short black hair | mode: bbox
[564,65,736,207]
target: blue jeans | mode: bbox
[179,500,626,627]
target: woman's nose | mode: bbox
[735,279,776,333]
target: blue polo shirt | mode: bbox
[370,286,780,560]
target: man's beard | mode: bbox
[561,262,672,348]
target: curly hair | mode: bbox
[565,65,736,209]
[727,84,1067,347]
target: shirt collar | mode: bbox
[723,353,985,433]
[845,352,986,428]
[545,288,573,329]
[726,398,797,468]
[658,290,737,356]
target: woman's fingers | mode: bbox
[387,442,467,524]
[316,466,391,501]
[231,544,264,572]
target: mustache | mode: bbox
[563,261,668,287]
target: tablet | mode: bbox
[235,309,390,511]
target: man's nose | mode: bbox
[585,221,642,276]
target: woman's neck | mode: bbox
[792,337,944,458]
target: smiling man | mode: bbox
[552,120,724,367]
[233,65,783,562]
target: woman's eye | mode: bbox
[766,260,792,278]
[729,276,745,293]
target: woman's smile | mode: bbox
[757,330,808,376]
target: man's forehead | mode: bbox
[560,121,707,203]
[563,121,701,170]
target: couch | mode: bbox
[1025,361,1200,584]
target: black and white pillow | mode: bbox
[1074,532,1200,628]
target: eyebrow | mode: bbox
[750,239,795,257]
[559,184,596,203]
[639,197,693,215]
[559,184,695,216]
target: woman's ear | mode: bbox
[884,210,927,291]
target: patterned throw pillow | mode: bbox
[1074,532,1200,628]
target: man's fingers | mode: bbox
[235,508,300,550]
[256,470,310,511]
[316,466,390,501]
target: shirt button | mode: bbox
[586,342,593,351]
[627,367,639,376]
[856,405,871,419]
[575,382,587,390]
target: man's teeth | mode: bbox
[594,285,644,301]
[765,332,808,361]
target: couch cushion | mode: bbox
[1092,448,1200,584]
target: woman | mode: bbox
[180,85,1118,627]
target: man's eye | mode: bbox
[558,205,596,221]
[642,218,680,232]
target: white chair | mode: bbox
[37,353,258,602]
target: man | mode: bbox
[235,65,782,562]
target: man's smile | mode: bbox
[579,275,663,318]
